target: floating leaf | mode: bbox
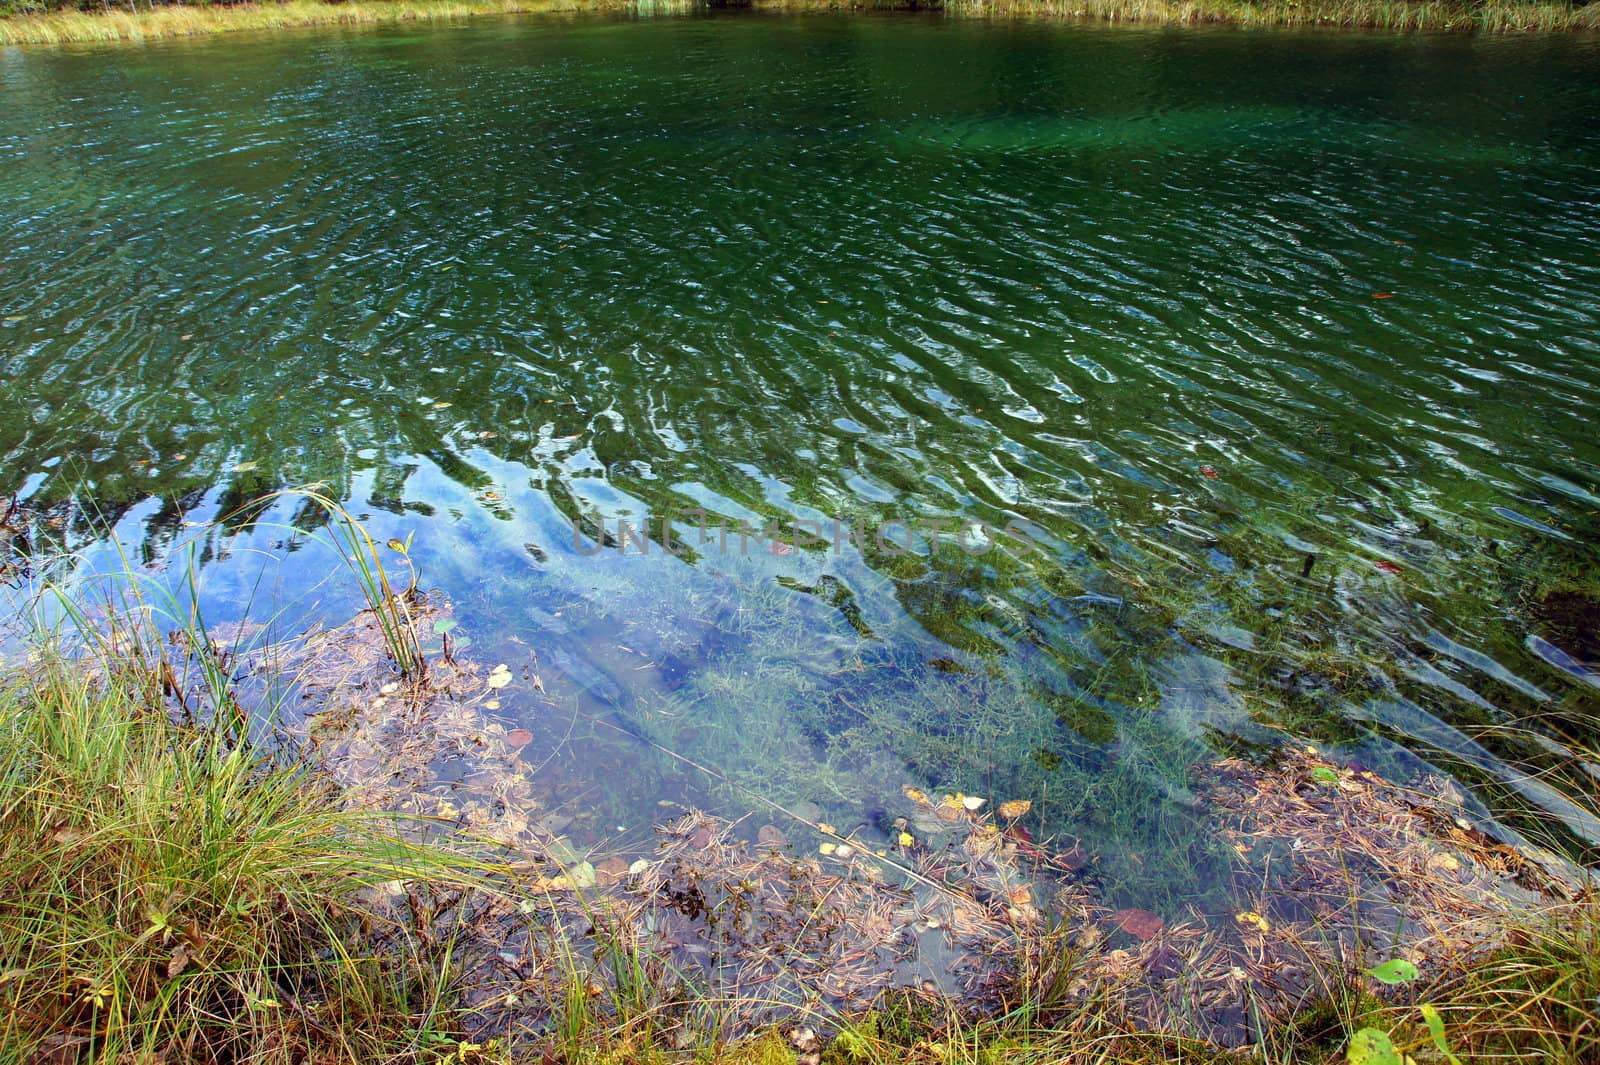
[1368,959,1420,985]
[433,618,459,634]
[1200,464,1218,479]
[1311,766,1340,784]
[432,401,452,409]
[962,795,986,812]
[506,728,532,747]
[1372,292,1395,300]
[1111,908,1165,941]
[902,786,930,805]
[1346,1028,1401,1065]
[627,858,651,877]
[898,831,915,847]
[817,822,836,835]
[997,799,1032,820]
[487,664,513,690]
[818,842,837,856]
[1375,559,1403,575]
[231,461,258,473]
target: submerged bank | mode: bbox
[1,0,1597,45]
[2,553,1596,1063]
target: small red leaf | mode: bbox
[1200,464,1218,479]
[1375,560,1403,575]
[506,728,533,747]
[1372,292,1394,300]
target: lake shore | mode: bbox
[2,0,1597,46]
[3,529,1595,1062]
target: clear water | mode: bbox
[3,12,1599,912]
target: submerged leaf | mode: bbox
[1111,908,1165,941]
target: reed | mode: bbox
[1,0,1594,46]
[0,0,657,46]
[940,0,1600,31]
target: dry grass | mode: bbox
[940,0,1600,31]
[0,0,669,46]
[1,0,1595,45]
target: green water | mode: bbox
[3,12,1599,912]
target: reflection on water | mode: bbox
[2,12,1599,911]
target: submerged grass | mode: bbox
[1,0,1597,45]
[1,492,1597,1062]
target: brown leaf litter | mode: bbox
[222,597,1583,1051]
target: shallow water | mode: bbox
[3,12,1599,912]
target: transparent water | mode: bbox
[3,12,1598,912]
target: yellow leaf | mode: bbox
[998,799,1032,820]
[962,795,986,812]
[817,822,836,835]
[487,665,513,690]
[1235,911,1270,933]
[898,831,915,847]
[903,785,930,805]
[818,843,837,856]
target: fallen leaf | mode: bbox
[487,665,513,690]
[757,825,789,848]
[506,728,532,747]
[997,799,1032,820]
[897,831,915,847]
[1110,908,1165,941]
[819,842,837,856]
[1375,560,1403,575]
[1235,911,1270,933]
[902,786,930,805]
[817,822,836,835]
[231,461,258,473]
[962,795,986,812]
[1372,291,1394,299]
[1368,958,1420,985]
[1200,464,1218,479]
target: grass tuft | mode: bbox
[0,644,482,1062]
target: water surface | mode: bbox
[3,12,1599,912]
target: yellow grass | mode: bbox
[940,0,1600,31]
[2,0,1596,44]
[0,0,677,46]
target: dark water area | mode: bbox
[2,12,1598,914]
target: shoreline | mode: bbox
[1,0,1597,47]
